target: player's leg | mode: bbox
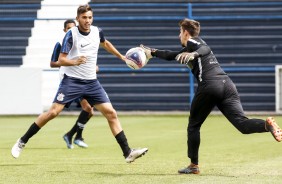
[179,87,216,174]
[73,99,93,148]
[218,94,282,141]
[55,75,88,148]
[94,102,148,163]
[94,102,130,155]
[63,98,93,148]
[218,79,281,141]
[62,101,78,149]
[11,103,65,158]
[94,103,121,135]
[218,96,266,133]
[217,79,277,133]
[86,80,147,162]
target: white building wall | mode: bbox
[0,68,42,115]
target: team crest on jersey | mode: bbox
[57,93,65,101]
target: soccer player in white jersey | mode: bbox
[12,4,148,163]
[50,19,95,149]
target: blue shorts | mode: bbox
[53,74,110,106]
[64,97,82,108]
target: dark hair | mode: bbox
[64,19,76,29]
[179,18,200,37]
[77,4,92,16]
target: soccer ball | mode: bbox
[125,47,148,70]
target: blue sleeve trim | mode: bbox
[61,31,73,53]
[50,42,61,62]
[98,27,105,43]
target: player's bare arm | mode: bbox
[100,40,126,62]
[50,61,61,68]
[58,53,87,66]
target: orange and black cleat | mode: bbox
[266,117,282,142]
[178,163,200,174]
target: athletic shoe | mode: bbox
[74,138,88,148]
[125,148,148,163]
[178,164,200,174]
[11,138,25,158]
[63,134,74,149]
[266,117,282,142]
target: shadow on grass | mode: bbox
[0,147,68,150]
[94,172,178,176]
[0,164,39,167]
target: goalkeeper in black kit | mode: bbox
[140,18,282,174]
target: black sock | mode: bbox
[67,123,77,138]
[67,110,90,137]
[115,130,131,158]
[21,122,41,143]
[74,110,90,140]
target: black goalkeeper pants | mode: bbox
[187,77,267,165]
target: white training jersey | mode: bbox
[61,26,100,80]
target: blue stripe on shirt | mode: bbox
[61,30,73,54]
[51,42,61,62]
[98,27,105,42]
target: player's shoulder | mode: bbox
[53,41,62,49]
[90,25,101,31]
[189,37,207,45]
[68,26,78,33]
[54,41,61,46]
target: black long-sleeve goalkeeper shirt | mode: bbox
[154,36,227,83]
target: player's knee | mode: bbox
[106,109,117,120]
[83,106,92,114]
[47,109,59,119]
[237,126,251,134]
[187,127,200,135]
[187,122,201,133]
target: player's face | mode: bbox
[179,27,188,47]
[76,11,93,32]
[64,23,76,33]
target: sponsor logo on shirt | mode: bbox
[81,43,91,48]
[209,61,218,64]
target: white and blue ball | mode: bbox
[125,47,148,70]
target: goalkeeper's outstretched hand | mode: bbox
[175,52,197,64]
[140,44,156,60]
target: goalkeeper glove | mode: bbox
[140,44,157,60]
[175,52,198,65]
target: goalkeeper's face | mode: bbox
[179,27,188,47]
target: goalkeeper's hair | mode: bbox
[64,19,76,29]
[179,18,200,37]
